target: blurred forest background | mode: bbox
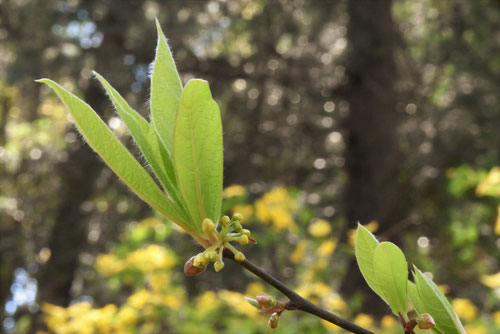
[0,0,499,333]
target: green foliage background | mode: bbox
[0,0,498,333]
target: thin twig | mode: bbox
[223,249,375,334]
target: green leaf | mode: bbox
[413,266,466,334]
[407,281,424,314]
[92,72,192,225]
[354,223,388,304]
[174,79,223,229]
[373,242,409,316]
[150,19,183,156]
[37,79,190,231]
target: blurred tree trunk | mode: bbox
[341,0,403,315]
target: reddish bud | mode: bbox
[268,312,280,329]
[257,293,277,308]
[184,256,206,276]
[417,313,436,329]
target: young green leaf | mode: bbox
[36,79,191,231]
[413,266,466,334]
[407,281,424,314]
[373,242,409,316]
[173,79,223,230]
[354,223,389,304]
[150,19,183,156]
[92,72,192,225]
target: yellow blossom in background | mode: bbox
[149,272,171,292]
[245,281,266,297]
[127,289,151,309]
[255,186,298,232]
[492,311,500,325]
[464,324,487,334]
[321,319,342,332]
[323,293,347,314]
[452,298,478,322]
[308,219,332,237]
[495,205,500,236]
[139,217,163,228]
[95,253,125,277]
[353,313,375,330]
[312,282,332,296]
[476,167,500,197]
[196,291,219,312]
[232,204,253,222]
[222,184,247,198]
[42,303,68,330]
[290,240,307,264]
[317,239,338,257]
[218,290,259,318]
[381,315,397,329]
[126,245,176,272]
[438,284,450,294]
[162,290,184,311]
[480,272,500,288]
[114,306,138,328]
[348,221,378,246]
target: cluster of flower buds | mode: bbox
[245,293,287,329]
[184,213,255,276]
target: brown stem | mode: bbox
[223,249,375,334]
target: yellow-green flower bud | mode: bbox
[234,252,245,262]
[268,312,279,329]
[205,250,218,262]
[232,213,243,221]
[202,218,215,233]
[242,229,251,236]
[194,253,208,267]
[184,256,207,276]
[214,261,225,272]
[239,234,249,245]
[233,221,242,232]
[220,215,231,226]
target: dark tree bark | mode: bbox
[341,0,403,316]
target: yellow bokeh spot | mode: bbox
[95,253,125,277]
[232,204,253,222]
[349,221,378,246]
[495,205,500,236]
[196,291,218,312]
[127,289,150,309]
[323,293,347,314]
[218,290,259,318]
[476,167,500,197]
[139,217,163,228]
[245,281,266,297]
[321,319,342,331]
[381,315,397,328]
[464,324,487,334]
[308,219,332,237]
[452,298,478,322]
[492,311,500,325]
[126,245,176,272]
[222,184,246,198]
[480,272,500,288]
[255,186,298,232]
[290,240,307,264]
[438,284,450,294]
[317,239,338,257]
[353,313,374,330]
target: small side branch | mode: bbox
[223,249,375,334]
